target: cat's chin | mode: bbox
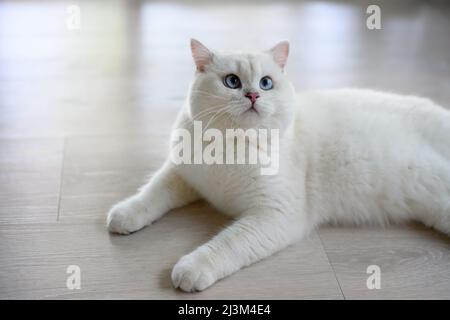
[233,112,267,129]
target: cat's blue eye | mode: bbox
[259,76,273,90]
[223,74,241,89]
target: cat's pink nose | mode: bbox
[245,92,260,104]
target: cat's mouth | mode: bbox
[244,104,259,114]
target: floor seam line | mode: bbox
[56,137,67,222]
[317,230,346,300]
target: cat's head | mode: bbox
[188,39,296,132]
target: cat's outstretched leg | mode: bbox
[171,208,307,292]
[107,162,199,234]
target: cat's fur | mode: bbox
[107,39,450,292]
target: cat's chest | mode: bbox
[177,163,262,215]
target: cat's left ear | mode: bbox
[269,40,290,70]
[190,39,213,72]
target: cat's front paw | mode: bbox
[107,197,150,235]
[171,251,217,292]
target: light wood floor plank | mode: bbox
[59,135,169,223]
[0,204,342,299]
[1,0,449,299]
[318,224,450,299]
[0,138,64,224]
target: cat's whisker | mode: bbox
[180,102,238,132]
[194,103,238,121]
[202,103,242,132]
[178,102,235,127]
[204,111,232,132]
[202,106,237,132]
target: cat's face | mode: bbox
[188,39,296,131]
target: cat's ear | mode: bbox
[190,39,213,72]
[269,40,290,70]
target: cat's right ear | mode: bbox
[269,40,290,70]
[190,39,213,72]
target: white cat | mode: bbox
[107,39,450,292]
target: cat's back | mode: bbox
[291,88,450,188]
[297,88,442,121]
[294,88,449,142]
[291,89,450,225]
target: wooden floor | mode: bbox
[0,0,449,299]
